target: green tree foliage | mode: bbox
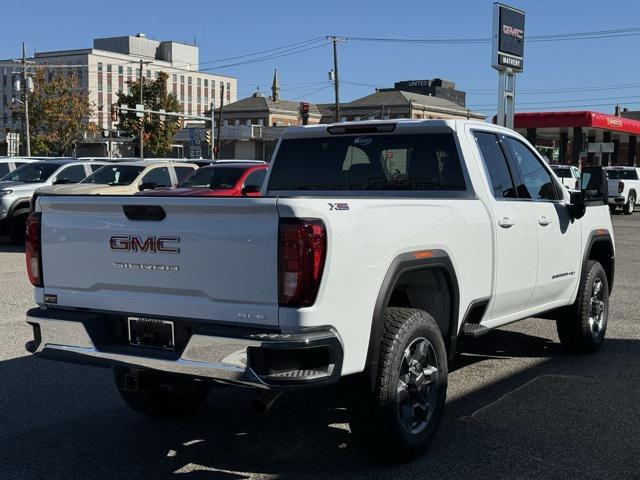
[117,72,181,158]
[12,68,95,156]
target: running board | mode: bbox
[462,323,490,338]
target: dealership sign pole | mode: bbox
[492,3,525,129]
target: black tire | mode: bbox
[114,367,210,417]
[556,260,609,353]
[7,214,27,244]
[609,205,618,215]
[350,308,448,461]
[624,195,635,215]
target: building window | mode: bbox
[204,79,208,88]
[146,69,151,78]
[226,82,231,101]
[107,82,111,93]
[98,77,103,92]
[188,76,192,85]
[136,68,140,78]
[197,78,201,87]
[180,75,184,84]
[127,67,132,77]
[173,74,177,83]
[155,71,159,79]
[106,64,112,73]
[118,65,123,75]
[97,62,103,72]
[187,94,192,103]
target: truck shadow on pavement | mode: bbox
[1,330,639,480]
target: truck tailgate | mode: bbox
[38,195,280,326]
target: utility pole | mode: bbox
[210,102,215,160]
[331,36,340,123]
[139,59,144,159]
[215,83,225,156]
[22,42,31,157]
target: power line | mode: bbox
[469,94,640,108]
[197,37,326,67]
[199,42,328,71]
[343,26,640,45]
[291,84,333,100]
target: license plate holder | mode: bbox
[128,317,175,351]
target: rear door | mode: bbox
[472,130,538,319]
[38,196,280,326]
[502,135,581,306]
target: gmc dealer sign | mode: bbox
[492,2,525,71]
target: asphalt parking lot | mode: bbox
[0,215,638,480]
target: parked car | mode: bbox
[24,119,613,460]
[550,164,581,190]
[0,158,40,179]
[36,161,198,196]
[0,160,102,242]
[140,161,268,197]
[604,166,640,215]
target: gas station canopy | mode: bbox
[511,110,640,166]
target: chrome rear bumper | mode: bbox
[26,307,342,389]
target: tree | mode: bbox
[117,72,181,158]
[12,68,95,156]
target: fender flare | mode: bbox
[582,229,615,293]
[363,249,460,390]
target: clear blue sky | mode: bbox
[1,0,638,116]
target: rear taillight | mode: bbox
[619,181,625,194]
[278,218,326,307]
[575,179,580,190]
[25,213,42,287]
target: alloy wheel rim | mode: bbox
[589,278,606,336]
[396,337,439,435]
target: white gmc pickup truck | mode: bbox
[25,120,614,460]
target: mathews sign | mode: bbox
[492,3,525,71]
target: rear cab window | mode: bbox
[268,132,468,194]
[606,169,638,180]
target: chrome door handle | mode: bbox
[538,216,551,226]
[498,216,515,228]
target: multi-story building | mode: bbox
[0,34,237,132]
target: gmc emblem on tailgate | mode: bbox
[109,235,180,253]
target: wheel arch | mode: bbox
[364,249,459,390]
[583,230,615,294]
[9,199,31,218]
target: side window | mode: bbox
[0,163,9,177]
[141,167,171,187]
[90,164,104,172]
[474,131,517,199]
[174,166,195,183]
[56,165,88,183]
[342,146,370,171]
[504,137,562,201]
[244,169,267,188]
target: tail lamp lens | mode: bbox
[25,213,42,287]
[619,181,624,194]
[278,218,326,307]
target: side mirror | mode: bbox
[241,185,261,196]
[138,182,157,191]
[567,190,586,220]
[580,166,608,205]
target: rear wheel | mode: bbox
[350,308,447,461]
[624,195,635,215]
[556,260,609,353]
[114,367,210,417]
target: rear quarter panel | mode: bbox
[276,197,492,376]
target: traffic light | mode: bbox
[205,129,212,144]
[110,104,118,122]
[158,116,165,129]
[175,117,184,129]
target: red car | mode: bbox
[141,161,268,197]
